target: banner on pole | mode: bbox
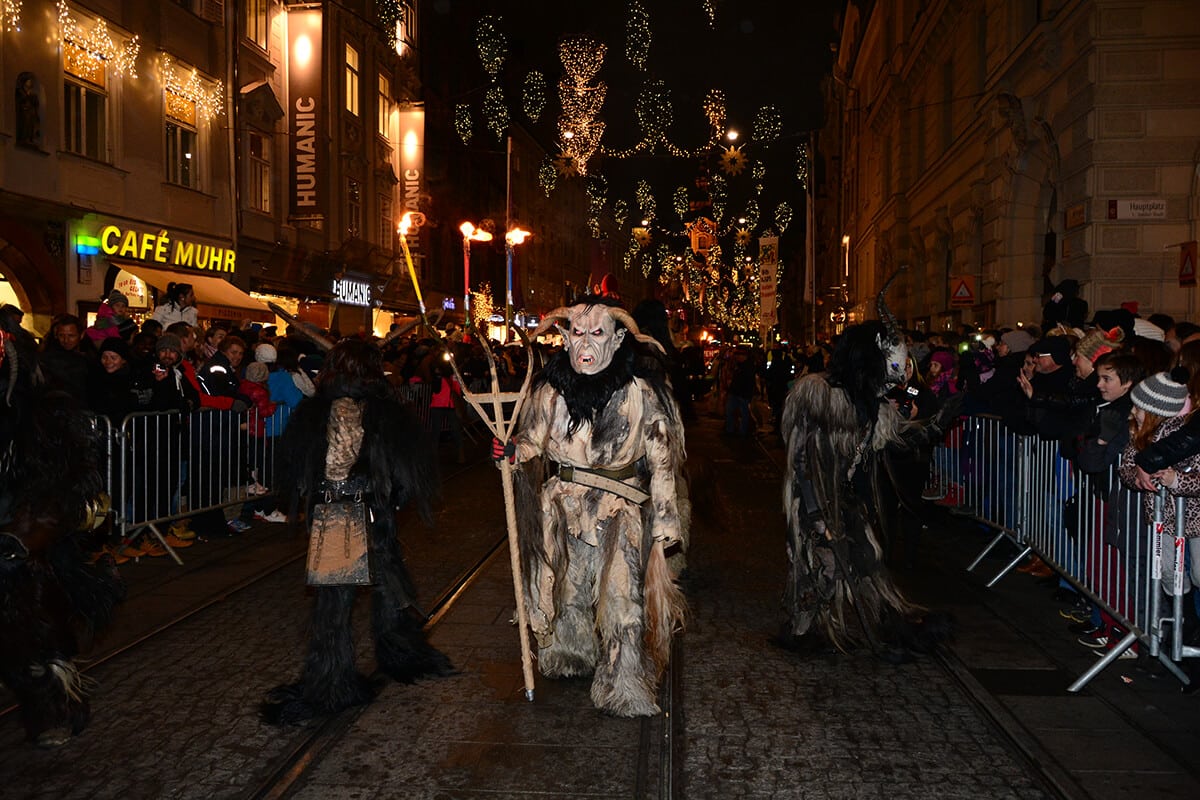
[759,236,779,334]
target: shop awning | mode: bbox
[113,262,273,322]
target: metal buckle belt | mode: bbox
[548,461,649,505]
[549,461,639,482]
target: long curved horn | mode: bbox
[876,266,907,341]
[607,306,665,354]
[531,306,572,340]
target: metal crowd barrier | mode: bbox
[397,381,482,443]
[928,414,1196,691]
[106,405,290,565]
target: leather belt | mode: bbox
[547,460,649,505]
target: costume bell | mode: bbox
[507,297,687,717]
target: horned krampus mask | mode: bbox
[877,268,908,389]
[533,301,663,375]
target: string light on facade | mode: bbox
[2,0,21,32]
[57,0,139,79]
[775,202,793,233]
[484,85,510,142]
[455,103,473,144]
[753,104,782,144]
[159,54,224,121]
[538,156,557,197]
[522,70,546,121]
[475,15,507,79]
[377,0,404,52]
[625,1,651,71]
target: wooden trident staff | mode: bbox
[396,212,538,701]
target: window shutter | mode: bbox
[201,0,224,24]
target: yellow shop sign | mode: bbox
[98,225,237,273]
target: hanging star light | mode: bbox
[673,186,689,219]
[57,0,139,79]
[796,142,810,190]
[2,0,21,32]
[554,154,581,178]
[720,145,747,175]
[539,156,557,196]
[475,15,507,79]
[775,202,793,233]
[455,103,473,144]
[159,54,224,121]
[625,1,651,70]
[483,85,510,141]
[523,70,546,121]
[753,104,782,145]
[735,228,752,246]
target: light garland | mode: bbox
[538,156,557,197]
[159,54,224,121]
[753,104,782,145]
[455,103,473,144]
[673,186,689,219]
[625,1,651,71]
[474,15,506,79]
[775,202,792,233]
[635,179,655,220]
[58,0,139,79]
[3,0,21,32]
[557,37,607,176]
[743,199,760,229]
[796,142,809,190]
[522,70,546,122]
[483,85,510,142]
[585,174,608,238]
[703,88,726,131]
[612,199,629,228]
[703,0,716,29]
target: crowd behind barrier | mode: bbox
[929,414,1199,690]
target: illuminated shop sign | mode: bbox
[398,108,424,251]
[332,278,371,307]
[95,225,236,273]
[288,8,325,220]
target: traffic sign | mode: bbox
[1181,241,1197,288]
[950,275,976,307]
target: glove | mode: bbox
[491,437,516,464]
[231,399,250,413]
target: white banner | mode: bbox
[759,236,779,335]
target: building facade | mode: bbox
[814,0,1200,336]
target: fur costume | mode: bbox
[780,274,951,659]
[0,315,124,746]
[262,340,452,724]
[513,298,687,717]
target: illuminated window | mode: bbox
[62,42,108,161]
[347,178,362,238]
[245,0,268,51]
[165,91,198,188]
[377,73,391,139]
[345,43,360,116]
[247,131,271,212]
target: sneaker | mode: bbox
[227,519,251,532]
[140,540,167,558]
[921,482,946,501]
[246,482,271,496]
[1096,643,1138,660]
[1067,620,1102,635]
[935,484,963,507]
[1059,606,1090,624]
[1078,629,1110,649]
[168,521,196,541]
[117,541,145,558]
[163,533,194,549]
[263,510,287,524]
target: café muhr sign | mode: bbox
[77,225,237,273]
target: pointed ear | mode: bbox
[614,327,627,345]
[555,322,569,340]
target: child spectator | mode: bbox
[85,290,137,345]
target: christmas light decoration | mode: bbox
[554,154,581,178]
[585,174,607,238]
[378,0,404,52]
[523,70,546,121]
[159,54,224,121]
[539,156,557,197]
[3,0,21,32]
[703,0,716,27]
[635,179,655,220]
[484,85,510,142]
[471,281,495,331]
[752,160,765,182]
[557,37,607,175]
[735,228,752,246]
[719,145,746,175]
[743,199,760,229]
[58,0,139,79]
[673,186,688,219]
[796,142,809,190]
[475,15,506,79]
[455,103,473,144]
[753,104,782,144]
[775,202,792,233]
[703,88,726,131]
[612,199,629,228]
[625,1,651,71]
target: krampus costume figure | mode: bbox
[262,340,452,724]
[780,272,951,659]
[509,296,687,717]
[0,315,124,746]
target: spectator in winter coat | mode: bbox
[150,282,198,328]
[85,290,137,345]
[87,337,137,425]
[197,335,251,412]
[40,314,96,403]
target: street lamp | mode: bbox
[504,227,531,331]
[459,221,493,333]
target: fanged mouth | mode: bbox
[578,354,595,366]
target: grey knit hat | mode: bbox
[156,333,183,355]
[1131,368,1190,417]
[245,361,270,383]
[1001,330,1035,354]
[107,289,129,306]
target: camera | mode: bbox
[887,384,918,417]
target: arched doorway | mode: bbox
[0,218,66,334]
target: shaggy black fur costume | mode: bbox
[261,375,452,725]
[0,316,124,746]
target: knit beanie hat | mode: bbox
[156,333,183,355]
[99,336,129,361]
[1133,318,1165,342]
[1075,327,1124,363]
[107,289,129,307]
[254,343,277,363]
[1033,336,1072,367]
[245,361,270,383]
[1131,367,1190,417]
[1001,330,1035,354]
[929,350,956,371]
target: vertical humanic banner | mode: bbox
[759,236,779,336]
[288,8,324,222]
[398,108,425,256]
